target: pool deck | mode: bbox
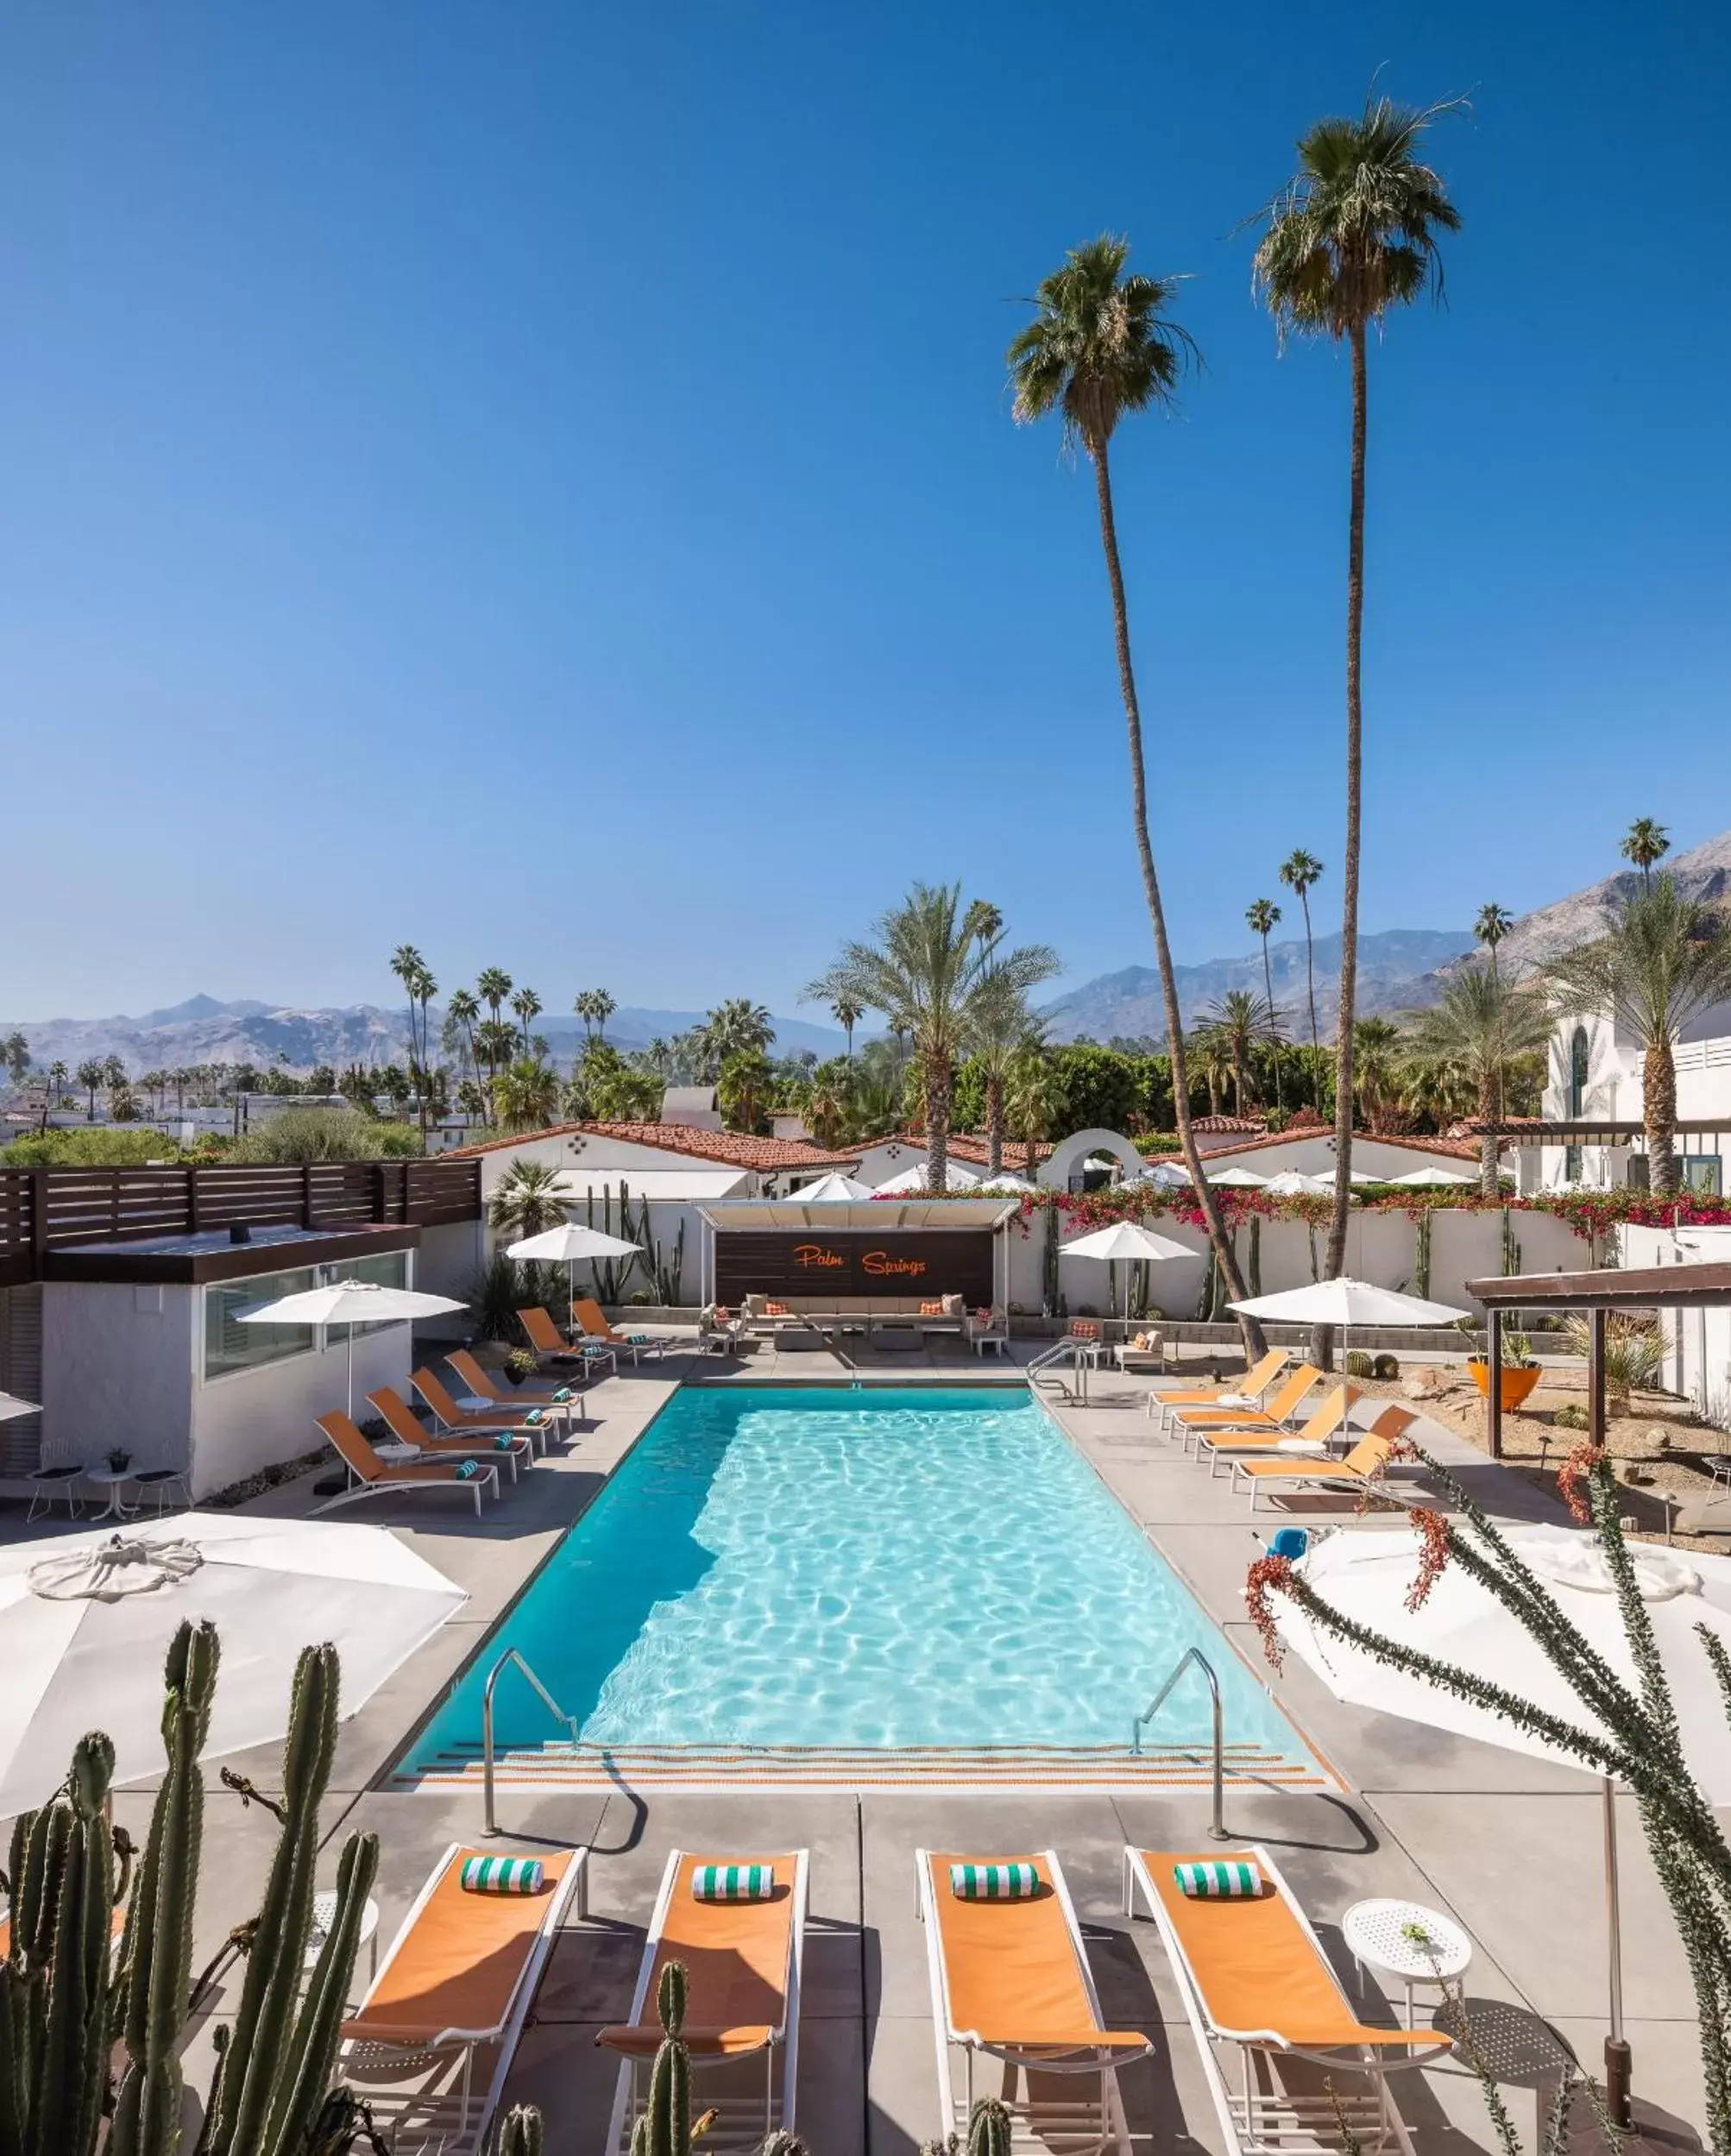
[3,1341,1710,2149]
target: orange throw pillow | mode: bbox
[765,1300,790,1316]
[920,1300,944,1317]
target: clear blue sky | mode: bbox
[4,1,1728,1021]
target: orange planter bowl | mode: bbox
[1468,1359,1542,1411]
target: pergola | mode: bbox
[1467,1260,1731,1459]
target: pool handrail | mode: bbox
[1131,1646,1227,1842]
[482,1648,581,1836]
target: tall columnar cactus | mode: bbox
[108,1619,221,2156]
[200,1643,381,2156]
[919,2096,1013,2156]
[0,1730,123,2156]
[631,1960,692,2156]
[498,2104,547,2156]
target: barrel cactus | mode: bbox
[919,2097,1013,2156]
[499,2106,547,2156]
[1344,1349,1374,1380]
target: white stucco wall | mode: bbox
[42,1279,415,1499]
[1623,1223,1731,1430]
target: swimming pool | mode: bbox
[407,1386,1305,1766]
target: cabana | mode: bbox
[694,1197,1024,1336]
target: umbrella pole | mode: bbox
[346,1328,355,1422]
[1603,1774,1632,2127]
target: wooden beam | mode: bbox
[1487,1305,1503,1461]
[1589,1307,1608,1452]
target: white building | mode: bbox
[1528,1000,1731,1195]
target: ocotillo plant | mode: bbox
[1245,1443,1731,2147]
[0,1731,126,2156]
[109,1618,222,2156]
[199,1642,381,2156]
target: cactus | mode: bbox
[1412,1206,1432,1299]
[498,2106,547,2156]
[1247,1213,1262,1298]
[920,2096,1013,2156]
[1373,1353,1401,1380]
[758,2136,809,2156]
[200,1642,381,2156]
[1344,1349,1374,1380]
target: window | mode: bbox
[1564,1146,1583,1185]
[1568,1027,1589,1117]
[1684,1157,1724,1197]
[204,1266,318,1380]
[324,1251,410,1341]
[1627,1155,1651,1192]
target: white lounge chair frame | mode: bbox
[310,1432,500,1518]
[339,1839,587,2154]
[1124,1844,1445,2156]
[604,1848,809,2156]
[917,1848,1147,2156]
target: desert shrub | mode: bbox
[1373,1352,1401,1380]
[1553,1402,1589,1430]
[1561,1313,1665,1399]
[2,1125,183,1166]
[230,1106,419,1164]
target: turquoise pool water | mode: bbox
[409,1387,1298,1760]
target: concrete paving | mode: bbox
[0,1342,1711,2150]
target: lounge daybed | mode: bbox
[917,1849,1149,2154]
[600,1850,808,2154]
[1124,1845,1446,2156]
[341,1841,586,2155]
[739,1292,971,1342]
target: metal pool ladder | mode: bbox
[482,1648,580,1835]
[1131,1646,1228,1840]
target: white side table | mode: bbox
[85,1468,138,1523]
[304,1889,381,1996]
[1343,1897,1472,2028]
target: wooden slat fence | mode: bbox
[0,1160,482,1287]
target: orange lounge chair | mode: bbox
[313,1412,499,1517]
[1170,1365,1323,1452]
[917,1850,1150,2154]
[570,1296,670,1363]
[518,1305,616,1378]
[366,1388,532,1482]
[1146,1348,1290,1426]
[600,1851,808,2153]
[1124,1845,1447,2156]
[340,1840,586,2154]
[448,1347,586,1428]
[1230,1413,1407,1510]
[412,1366,563,1456]
[1194,1388,1363,1476]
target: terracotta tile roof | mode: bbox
[448,1121,861,1171]
[866,1130,1040,1170]
[1198,1127,1482,1165]
[1190,1114,1269,1135]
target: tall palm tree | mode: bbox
[1005,1047,1063,1185]
[487,1158,569,1238]
[494,1058,560,1133]
[1199,990,1281,1115]
[1008,234,1259,1348]
[1350,1015,1402,1128]
[75,1059,103,1122]
[1474,902,1514,982]
[969,976,1047,1173]
[589,990,616,1045]
[832,995,863,1061]
[716,1053,773,1135]
[509,987,542,1058]
[1399,966,1552,1193]
[1547,873,1731,1196]
[1620,818,1671,892]
[1255,90,1461,1315]
[701,1000,776,1076]
[808,883,1056,1190]
[477,968,513,1033]
[444,988,482,1097]
[1278,852,1325,1052]
[1245,898,1283,1106]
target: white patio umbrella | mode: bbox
[236,1280,469,1417]
[506,1222,645,1323]
[875,1160,981,1194]
[0,1391,40,1423]
[1227,1278,1468,1436]
[1272,1525,1731,2113]
[1138,1160,1193,1189]
[788,1173,873,1202]
[1260,1170,1331,1196]
[969,1172,1035,1195]
[1061,1220,1192,1356]
[1206,1165,1268,1187]
[0,1513,465,1817]
[1389,1164,1475,1187]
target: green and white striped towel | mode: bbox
[493,1433,517,1449]
[691,1864,775,1901]
[949,1863,1040,1900]
[461,1855,545,1895]
[1172,1860,1262,1899]
[551,1387,574,1403]
[524,1408,546,1426]
[454,1460,481,1480]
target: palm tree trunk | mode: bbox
[926,1053,952,1193]
[985,1072,1004,1176]
[1644,1042,1679,1196]
[1319,320,1368,1363]
[1232,1052,1247,1115]
[1301,896,1318,1050]
[1090,444,1262,1360]
[1262,935,1281,1108]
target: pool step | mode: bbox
[400,1738,1331,1793]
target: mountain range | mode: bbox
[9,827,1729,1074]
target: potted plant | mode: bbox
[502,1349,538,1389]
[104,1445,132,1475]
[1466,1324,1543,1411]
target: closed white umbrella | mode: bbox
[236,1280,469,1417]
[1138,1159,1193,1189]
[787,1173,873,1202]
[1389,1164,1475,1187]
[1271,1524,1731,2114]
[506,1223,645,1328]
[1227,1279,1468,1436]
[1261,1171,1331,1195]
[1206,1165,1268,1187]
[0,1513,464,1817]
